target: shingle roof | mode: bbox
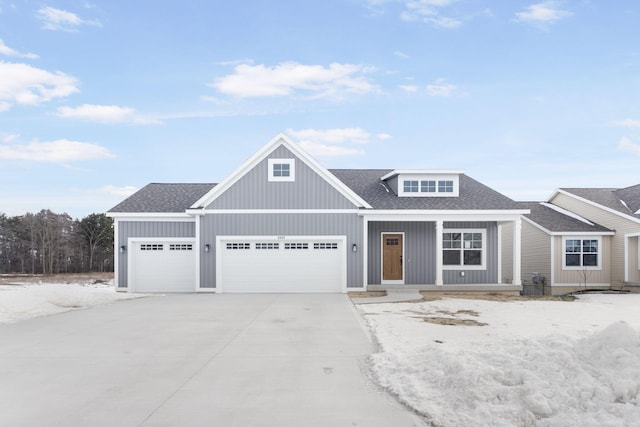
[329,169,523,210]
[108,183,216,213]
[561,186,640,220]
[520,202,612,233]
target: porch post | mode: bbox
[362,216,369,289]
[512,217,522,287]
[435,220,443,286]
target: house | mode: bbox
[107,134,529,293]
[520,185,640,295]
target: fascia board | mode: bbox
[106,213,194,221]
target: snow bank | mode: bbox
[0,282,144,324]
[359,295,640,427]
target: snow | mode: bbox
[0,281,144,324]
[357,294,640,427]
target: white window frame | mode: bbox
[268,158,295,182]
[442,229,486,270]
[398,174,459,197]
[562,236,602,270]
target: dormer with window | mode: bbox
[381,170,462,197]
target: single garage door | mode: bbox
[130,240,196,292]
[218,237,345,293]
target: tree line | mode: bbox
[0,210,114,275]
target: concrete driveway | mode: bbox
[0,294,424,426]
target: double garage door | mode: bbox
[129,236,345,293]
[218,237,346,293]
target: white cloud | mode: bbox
[0,61,79,110]
[0,139,115,162]
[2,133,19,143]
[287,127,391,157]
[56,104,160,125]
[619,136,640,156]
[0,39,38,59]
[515,1,571,26]
[211,62,378,100]
[614,119,640,128]
[394,51,410,59]
[426,78,459,97]
[400,84,419,92]
[37,6,101,32]
[401,0,463,29]
[84,185,138,197]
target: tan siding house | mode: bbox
[519,201,614,295]
[549,187,640,288]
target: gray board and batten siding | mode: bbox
[117,221,196,288]
[368,221,500,285]
[199,145,365,289]
[205,145,357,210]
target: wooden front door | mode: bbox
[382,233,403,282]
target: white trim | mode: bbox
[513,217,522,287]
[381,232,405,285]
[363,216,369,288]
[561,236,603,271]
[442,229,487,271]
[191,133,372,209]
[195,215,201,291]
[397,174,460,198]
[380,169,465,181]
[435,220,443,286]
[497,223,502,284]
[549,189,640,225]
[550,235,555,286]
[127,237,197,293]
[113,219,123,290]
[268,158,295,182]
[106,212,193,219]
[187,209,361,215]
[358,210,530,220]
[106,214,195,221]
[215,235,348,293]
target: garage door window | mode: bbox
[256,243,280,250]
[314,242,338,250]
[169,244,193,251]
[140,244,164,251]
[226,243,251,250]
[284,243,308,250]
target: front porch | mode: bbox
[360,213,524,292]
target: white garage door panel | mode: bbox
[131,241,195,292]
[219,238,345,293]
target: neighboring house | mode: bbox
[520,201,615,295]
[107,134,528,293]
[520,185,640,295]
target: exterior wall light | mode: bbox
[119,245,126,253]
[352,243,357,253]
[204,244,210,252]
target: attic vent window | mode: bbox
[268,158,295,182]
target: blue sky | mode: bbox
[1,0,639,219]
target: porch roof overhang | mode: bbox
[357,209,530,222]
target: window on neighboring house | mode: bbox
[421,180,436,192]
[268,159,295,182]
[403,180,419,192]
[438,180,454,193]
[443,230,485,268]
[564,238,599,268]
